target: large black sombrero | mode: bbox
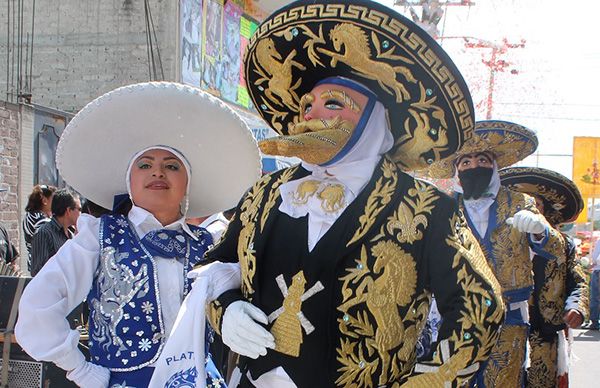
[244,0,474,171]
[427,120,538,178]
[499,167,584,225]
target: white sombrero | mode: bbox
[56,82,261,218]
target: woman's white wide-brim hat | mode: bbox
[56,82,261,218]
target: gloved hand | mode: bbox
[222,300,275,359]
[506,210,546,234]
[66,360,110,388]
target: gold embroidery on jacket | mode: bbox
[337,241,418,386]
[483,325,527,387]
[386,179,437,244]
[238,177,269,298]
[490,188,534,291]
[261,167,297,232]
[336,179,503,386]
[237,168,300,298]
[269,271,324,357]
[527,331,558,388]
[206,300,223,336]
[391,214,503,387]
[539,259,567,325]
[347,158,398,246]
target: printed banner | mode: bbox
[573,137,600,197]
[201,0,223,93]
[180,0,203,86]
[573,136,600,223]
[220,1,243,103]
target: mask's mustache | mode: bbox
[258,117,354,165]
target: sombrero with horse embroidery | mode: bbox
[427,120,538,178]
[499,167,584,225]
[244,0,474,171]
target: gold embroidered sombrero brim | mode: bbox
[244,0,474,171]
[427,120,538,178]
[499,167,584,225]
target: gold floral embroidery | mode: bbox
[337,184,502,386]
[386,179,437,244]
[237,168,300,298]
[347,157,398,246]
[406,214,504,387]
[538,259,567,325]
[490,188,534,291]
[483,325,527,387]
[237,177,270,298]
[273,24,327,68]
[527,331,558,388]
[206,300,223,336]
[261,166,298,232]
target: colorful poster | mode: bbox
[201,0,223,93]
[573,137,600,197]
[180,0,203,86]
[237,15,259,108]
[220,2,242,103]
[573,137,600,223]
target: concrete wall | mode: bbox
[0,0,179,113]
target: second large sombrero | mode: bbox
[244,0,474,171]
[499,167,584,225]
[427,120,538,178]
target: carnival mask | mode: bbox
[258,83,369,165]
[458,167,494,200]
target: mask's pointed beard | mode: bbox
[458,167,494,200]
[258,117,355,165]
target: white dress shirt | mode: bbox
[279,101,394,252]
[15,206,213,375]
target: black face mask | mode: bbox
[458,167,494,200]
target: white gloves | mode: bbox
[66,360,110,388]
[222,300,275,359]
[506,210,546,235]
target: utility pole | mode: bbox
[463,38,526,119]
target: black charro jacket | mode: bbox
[206,157,504,387]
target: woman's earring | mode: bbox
[180,196,190,216]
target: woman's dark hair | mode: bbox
[25,184,57,212]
